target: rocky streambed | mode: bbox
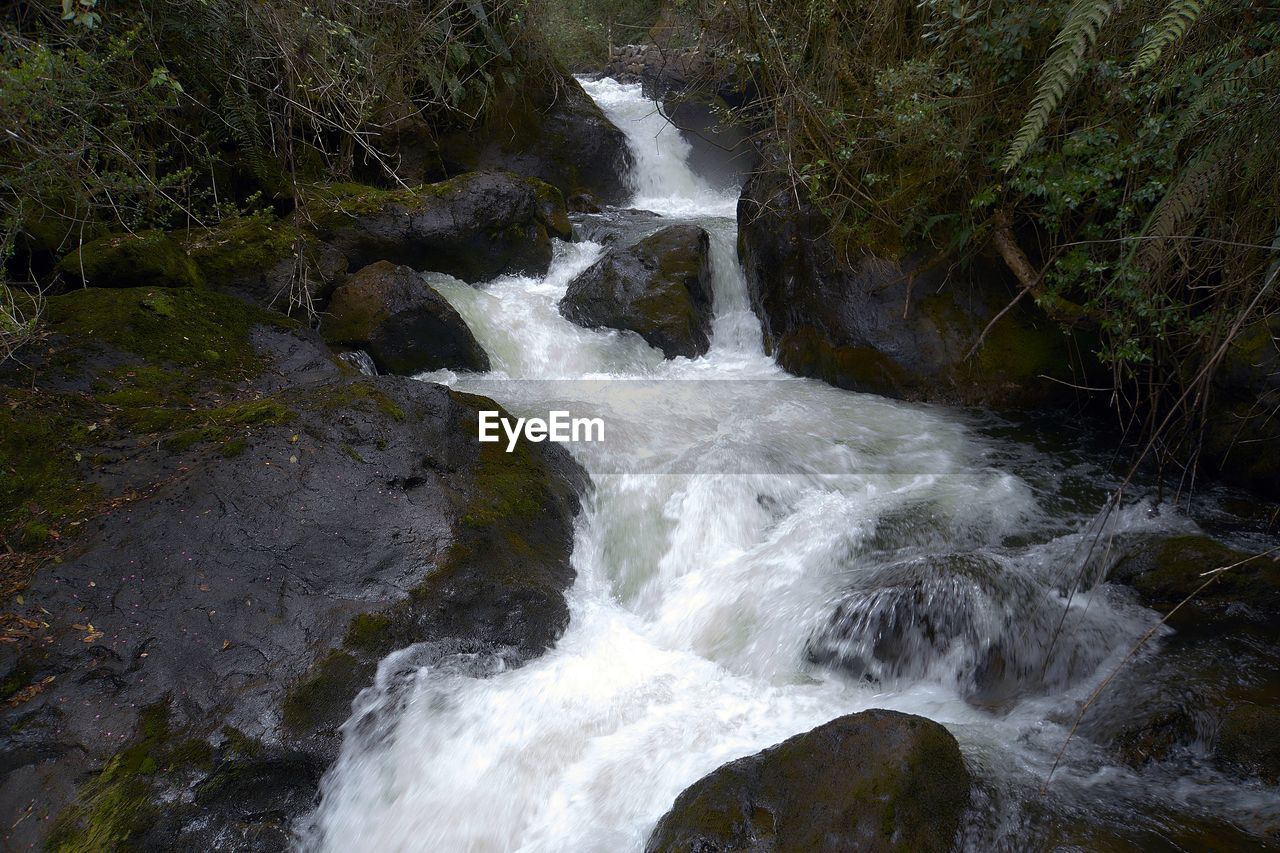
[1,69,1278,853]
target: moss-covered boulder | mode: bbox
[323,261,490,375]
[320,171,569,283]
[179,214,349,308]
[1109,534,1280,631]
[57,230,204,289]
[559,224,714,358]
[738,158,1091,407]
[645,710,971,853]
[1201,316,1280,499]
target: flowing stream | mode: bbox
[305,79,1278,851]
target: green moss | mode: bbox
[46,287,292,383]
[219,726,264,760]
[181,215,297,283]
[280,650,364,734]
[1142,536,1276,605]
[969,306,1060,381]
[304,182,423,233]
[316,379,405,422]
[57,230,204,289]
[1112,534,1280,632]
[220,437,248,458]
[0,388,101,545]
[20,522,50,549]
[48,704,212,852]
[340,442,365,463]
[775,326,908,393]
[532,179,572,240]
[0,654,41,703]
[342,611,394,653]
[1,285,302,549]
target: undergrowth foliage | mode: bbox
[705,0,1279,477]
[0,0,544,341]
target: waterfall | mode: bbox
[301,79,1275,852]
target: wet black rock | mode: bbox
[737,157,1090,408]
[323,260,490,375]
[1080,532,1280,786]
[806,553,1115,709]
[661,95,760,190]
[645,709,971,853]
[560,224,714,358]
[1215,703,1280,784]
[0,313,585,849]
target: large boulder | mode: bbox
[428,68,631,207]
[738,161,1085,407]
[179,172,572,308]
[560,224,714,358]
[0,288,585,849]
[321,171,571,283]
[645,710,971,853]
[323,261,490,375]
[58,230,204,289]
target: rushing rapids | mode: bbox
[302,79,1279,850]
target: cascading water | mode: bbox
[303,79,1279,850]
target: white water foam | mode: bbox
[302,78,1276,852]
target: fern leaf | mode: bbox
[1129,0,1209,75]
[1131,154,1219,275]
[1001,0,1116,171]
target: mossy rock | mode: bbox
[645,710,971,853]
[0,387,101,546]
[45,286,290,383]
[57,230,204,289]
[559,224,714,358]
[180,215,297,284]
[280,650,364,735]
[47,704,213,852]
[1109,534,1280,631]
[322,261,490,375]
[431,63,630,205]
[312,171,565,283]
[738,158,1090,408]
[0,288,297,548]
[774,327,910,393]
[278,390,582,742]
[1201,317,1280,498]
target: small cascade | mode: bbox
[337,349,378,376]
[302,78,1276,853]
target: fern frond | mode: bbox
[1001,0,1116,172]
[1129,0,1208,75]
[1131,154,1219,275]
